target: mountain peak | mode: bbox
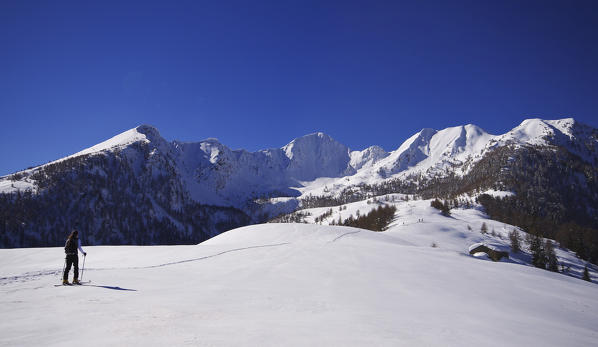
[283,132,338,158]
[496,117,578,146]
[135,124,162,140]
[288,132,333,144]
[282,132,351,181]
[516,117,576,131]
[67,125,153,159]
[350,145,389,170]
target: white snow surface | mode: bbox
[70,126,150,158]
[0,178,37,193]
[2,208,597,346]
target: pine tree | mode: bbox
[431,198,450,216]
[545,240,559,272]
[529,234,546,269]
[583,266,591,282]
[442,200,451,216]
[509,229,521,253]
[481,222,488,234]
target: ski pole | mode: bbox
[81,254,86,281]
[61,257,66,280]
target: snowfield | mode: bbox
[1,220,597,346]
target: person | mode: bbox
[62,230,87,285]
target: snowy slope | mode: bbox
[298,195,591,275]
[1,221,597,346]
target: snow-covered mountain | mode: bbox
[1,117,597,251]
[4,117,595,201]
[302,118,597,196]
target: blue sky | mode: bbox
[1,1,597,176]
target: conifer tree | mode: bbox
[583,266,591,282]
[529,234,546,269]
[442,200,451,216]
[431,198,450,216]
[509,229,521,253]
[545,240,559,272]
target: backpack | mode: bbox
[65,237,77,254]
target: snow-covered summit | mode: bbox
[494,117,581,146]
[377,117,590,178]
[349,123,493,181]
[350,145,389,170]
[296,117,596,198]
[70,124,155,158]
[282,132,352,181]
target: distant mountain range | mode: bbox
[1,118,597,262]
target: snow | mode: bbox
[545,118,576,139]
[70,126,151,158]
[291,117,595,199]
[349,145,389,170]
[2,220,597,346]
[0,177,37,194]
[282,132,352,181]
[496,118,554,146]
[293,196,592,277]
[480,189,515,198]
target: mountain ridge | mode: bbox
[5,117,592,185]
[1,117,597,257]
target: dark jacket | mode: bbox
[65,237,79,255]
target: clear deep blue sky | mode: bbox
[1,1,597,175]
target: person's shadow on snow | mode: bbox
[85,284,137,291]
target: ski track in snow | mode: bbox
[123,242,290,270]
[330,230,362,242]
[0,242,291,286]
[1,229,386,287]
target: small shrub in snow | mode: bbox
[481,222,488,234]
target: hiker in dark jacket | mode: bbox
[63,230,87,285]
